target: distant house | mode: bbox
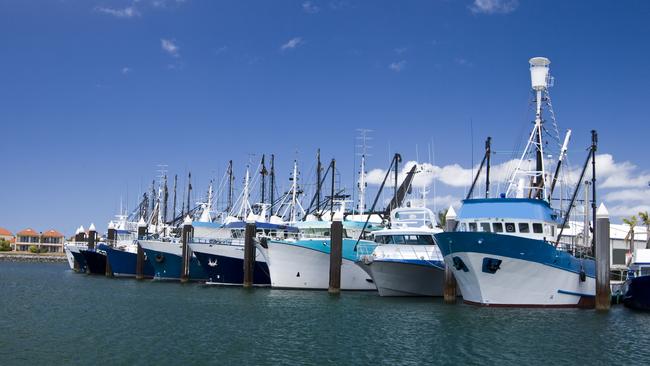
[40,229,65,253]
[15,228,40,251]
[13,228,64,253]
[0,227,13,243]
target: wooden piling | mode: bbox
[105,223,115,277]
[87,223,96,250]
[136,218,147,280]
[243,221,256,288]
[444,206,458,304]
[328,220,343,295]
[595,203,611,310]
[180,216,193,283]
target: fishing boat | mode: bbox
[139,176,212,281]
[623,249,650,311]
[190,158,300,286]
[434,57,598,307]
[64,225,87,271]
[191,220,297,285]
[357,207,444,296]
[101,219,156,278]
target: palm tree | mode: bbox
[623,215,638,263]
[639,211,650,249]
[437,209,448,230]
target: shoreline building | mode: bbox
[13,228,64,253]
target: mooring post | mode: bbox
[595,203,611,310]
[444,206,458,304]
[180,216,193,283]
[136,217,147,280]
[105,221,115,277]
[88,223,96,250]
[328,219,343,295]
[243,221,256,288]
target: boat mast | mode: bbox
[172,174,177,220]
[356,129,372,216]
[162,173,168,224]
[227,160,234,213]
[291,160,299,223]
[316,149,322,214]
[260,155,267,205]
[506,57,552,200]
[269,155,275,214]
[186,172,192,217]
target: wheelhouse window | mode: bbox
[480,223,491,232]
[518,223,530,233]
[532,223,543,234]
[469,223,478,232]
[492,223,503,233]
[505,223,516,233]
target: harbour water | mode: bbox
[1,262,648,365]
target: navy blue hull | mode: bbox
[141,248,207,281]
[70,251,87,272]
[80,249,107,275]
[102,245,155,278]
[624,276,650,311]
[193,251,271,285]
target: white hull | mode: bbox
[138,240,183,256]
[262,241,376,290]
[63,247,76,270]
[189,242,267,263]
[446,252,595,307]
[366,261,445,296]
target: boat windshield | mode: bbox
[374,234,434,245]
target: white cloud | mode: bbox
[96,6,140,18]
[389,60,406,72]
[281,37,303,51]
[302,1,320,14]
[469,0,518,14]
[121,67,132,74]
[595,154,650,189]
[161,38,180,57]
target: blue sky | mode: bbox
[1,0,649,235]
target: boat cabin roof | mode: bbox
[457,198,558,223]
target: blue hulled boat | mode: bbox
[623,249,650,311]
[190,220,297,285]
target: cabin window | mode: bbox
[518,223,530,233]
[533,223,543,234]
[480,223,491,232]
[459,223,467,232]
[404,235,435,245]
[374,236,389,244]
[505,223,516,233]
[492,223,503,233]
[469,223,478,232]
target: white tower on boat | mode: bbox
[506,57,559,200]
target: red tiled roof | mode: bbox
[42,229,64,238]
[0,227,12,236]
[17,228,39,236]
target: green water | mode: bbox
[1,262,648,365]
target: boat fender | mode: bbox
[155,253,165,263]
[452,256,468,272]
[579,269,586,282]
